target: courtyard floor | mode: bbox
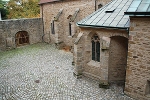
[0,43,134,100]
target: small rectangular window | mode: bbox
[69,23,72,36]
[51,20,55,34]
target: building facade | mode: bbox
[74,0,150,100]
[39,0,150,99]
[74,0,130,85]
[124,16,150,100]
[39,0,111,49]
[0,0,149,99]
[124,2,150,99]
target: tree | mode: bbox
[7,0,40,19]
[0,0,8,19]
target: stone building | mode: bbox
[74,0,150,100]
[74,0,130,84]
[0,18,43,51]
[0,0,149,99]
[39,0,111,49]
[124,1,150,99]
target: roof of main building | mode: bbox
[77,0,133,29]
[39,0,61,4]
[125,0,150,16]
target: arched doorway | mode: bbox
[15,31,29,46]
[108,36,128,84]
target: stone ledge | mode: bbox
[82,72,101,81]
[87,60,100,68]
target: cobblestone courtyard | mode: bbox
[0,43,134,100]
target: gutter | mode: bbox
[76,23,129,30]
[124,12,150,16]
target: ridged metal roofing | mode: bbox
[77,0,133,29]
[125,0,150,15]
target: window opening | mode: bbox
[91,34,100,62]
[98,4,103,9]
[146,80,150,96]
[69,23,72,36]
[15,31,29,46]
[51,20,55,34]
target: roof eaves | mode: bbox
[124,12,150,15]
[77,0,131,30]
[77,23,129,30]
[39,0,61,5]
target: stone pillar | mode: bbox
[55,21,60,43]
[54,21,65,49]
[73,43,83,78]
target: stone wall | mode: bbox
[0,18,43,51]
[125,17,150,100]
[40,0,111,48]
[108,36,128,82]
[74,27,128,84]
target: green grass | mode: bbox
[0,43,50,61]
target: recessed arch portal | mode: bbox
[108,36,128,83]
[15,31,29,46]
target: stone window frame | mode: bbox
[67,15,73,37]
[91,34,100,62]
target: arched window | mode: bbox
[15,31,29,46]
[91,34,100,62]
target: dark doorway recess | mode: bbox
[15,31,29,46]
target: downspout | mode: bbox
[41,4,46,43]
[124,27,130,92]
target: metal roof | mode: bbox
[125,0,150,15]
[77,0,133,29]
[39,0,61,5]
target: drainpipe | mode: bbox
[41,5,46,43]
[0,12,1,20]
[123,27,130,92]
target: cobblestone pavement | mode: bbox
[0,43,134,100]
